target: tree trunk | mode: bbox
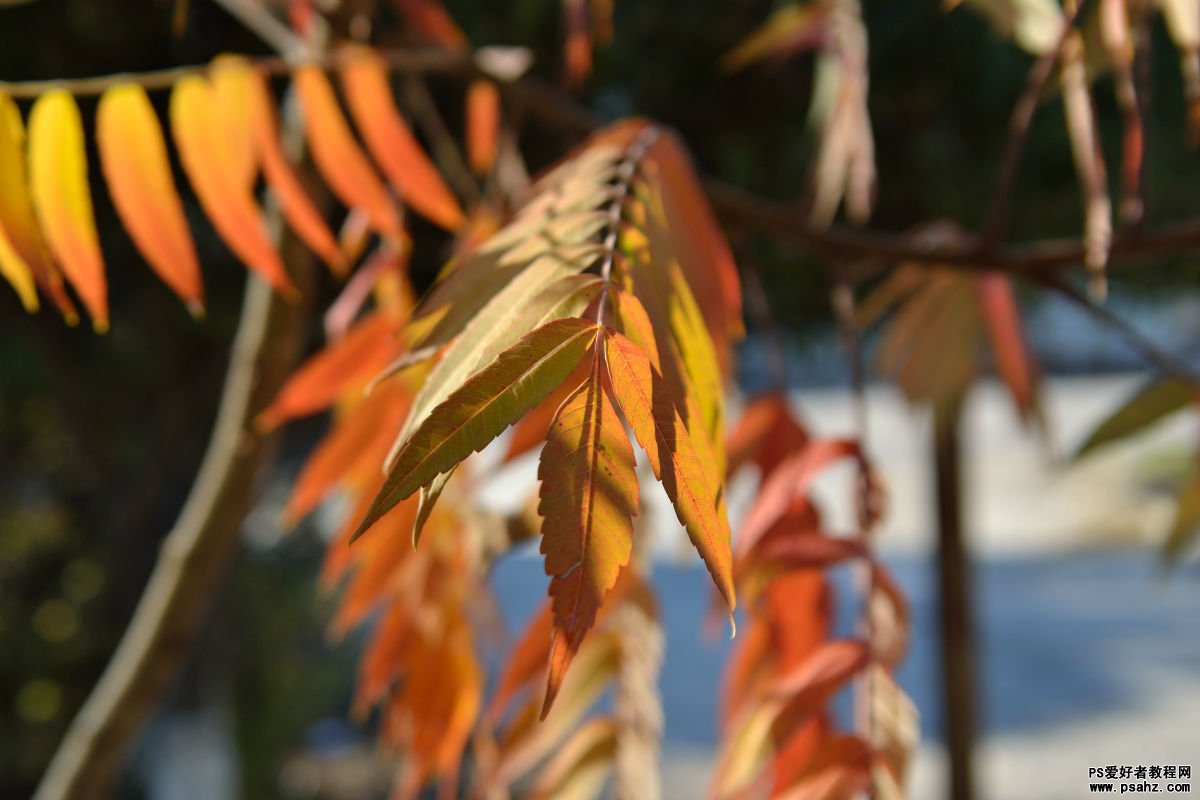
[933,397,976,800]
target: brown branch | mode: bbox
[35,5,321,797]
[34,242,315,800]
[1039,273,1200,383]
[0,46,471,98]
[6,35,1200,278]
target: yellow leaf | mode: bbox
[0,92,51,314]
[28,90,108,331]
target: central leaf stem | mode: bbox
[595,125,661,328]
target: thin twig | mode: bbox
[210,0,313,58]
[981,0,1091,250]
[401,75,482,205]
[1040,273,1200,383]
[0,46,471,98]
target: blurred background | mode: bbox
[2,0,1199,797]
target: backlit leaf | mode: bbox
[285,380,412,522]
[28,90,108,331]
[97,84,203,314]
[466,79,500,175]
[603,329,736,619]
[215,57,345,274]
[392,0,468,49]
[1075,377,1196,459]
[170,75,295,293]
[340,48,465,231]
[978,272,1040,423]
[529,716,618,800]
[258,313,404,429]
[356,318,599,540]
[397,259,600,452]
[538,356,638,717]
[293,65,404,241]
[0,93,44,313]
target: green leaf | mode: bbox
[1165,470,1200,566]
[354,318,599,540]
[397,262,601,450]
[1075,378,1196,460]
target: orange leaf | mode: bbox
[293,65,403,241]
[538,354,637,717]
[170,75,295,294]
[215,57,345,274]
[465,79,500,176]
[97,84,203,314]
[284,380,412,522]
[340,49,465,231]
[978,271,1040,423]
[726,392,810,477]
[769,640,870,705]
[28,90,108,331]
[503,357,591,463]
[775,735,873,800]
[489,601,554,722]
[737,439,861,559]
[355,604,413,711]
[258,312,404,429]
[563,0,593,87]
[391,0,467,50]
[603,329,736,620]
[208,56,258,189]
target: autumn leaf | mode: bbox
[720,3,829,72]
[538,354,638,717]
[978,272,1040,423]
[258,312,405,430]
[0,94,42,312]
[97,84,203,314]
[391,0,468,50]
[466,80,500,175]
[293,65,404,241]
[356,318,599,540]
[529,716,618,800]
[170,75,294,294]
[492,631,620,786]
[28,90,108,331]
[340,48,465,231]
[397,255,602,452]
[603,329,736,619]
[214,56,345,274]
